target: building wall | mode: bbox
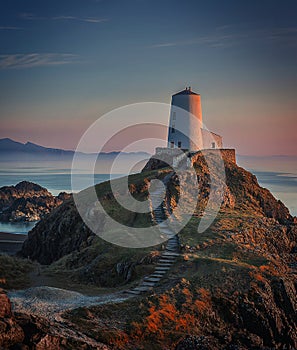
[167,94,203,151]
[201,129,223,149]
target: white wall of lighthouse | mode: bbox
[167,87,203,151]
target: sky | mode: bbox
[0,0,296,155]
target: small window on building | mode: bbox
[178,141,182,148]
[172,112,176,120]
[211,142,216,149]
[170,141,174,148]
[171,127,175,133]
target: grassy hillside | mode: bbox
[60,155,297,349]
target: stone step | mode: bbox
[149,274,165,279]
[158,223,169,228]
[154,270,169,275]
[159,259,174,264]
[163,253,180,257]
[133,286,153,292]
[160,231,175,236]
[151,270,167,274]
[141,281,156,287]
[144,277,161,283]
[158,261,173,264]
[160,256,176,260]
[159,259,175,264]
[159,227,174,233]
[144,276,162,281]
[155,265,172,273]
[157,265,172,269]
[144,273,163,279]
[125,290,140,295]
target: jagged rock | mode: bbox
[21,198,99,264]
[116,261,136,282]
[0,289,24,348]
[0,181,71,222]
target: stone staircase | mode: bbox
[126,174,180,295]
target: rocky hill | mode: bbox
[0,181,71,222]
[1,154,296,349]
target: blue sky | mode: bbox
[0,0,296,155]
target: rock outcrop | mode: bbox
[21,197,99,264]
[0,288,24,348]
[0,288,108,349]
[0,181,71,222]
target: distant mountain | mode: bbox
[0,138,76,156]
[0,138,150,159]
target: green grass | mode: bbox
[178,216,219,246]
[47,235,160,288]
[0,254,32,289]
[43,168,172,288]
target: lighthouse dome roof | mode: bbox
[173,87,200,96]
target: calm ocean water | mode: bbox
[0,165,296,234]
[0,172,123,234]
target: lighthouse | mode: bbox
[167,87,222,151]
[145,87,236,172]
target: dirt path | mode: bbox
[9,286,130,322]
[9,286,128,349]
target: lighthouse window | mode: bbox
[171,127,175,133]
[170,141,174,148]
[211,142,216,149]
[178,141,182,148]
[172,112,176,120]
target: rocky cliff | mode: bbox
[0,181,71,222]
[21,197,97,264]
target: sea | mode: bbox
[0,170,123,234]
[0,157,296,234]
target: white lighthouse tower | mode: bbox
[145,86,236,172]
[167,87,203,151]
